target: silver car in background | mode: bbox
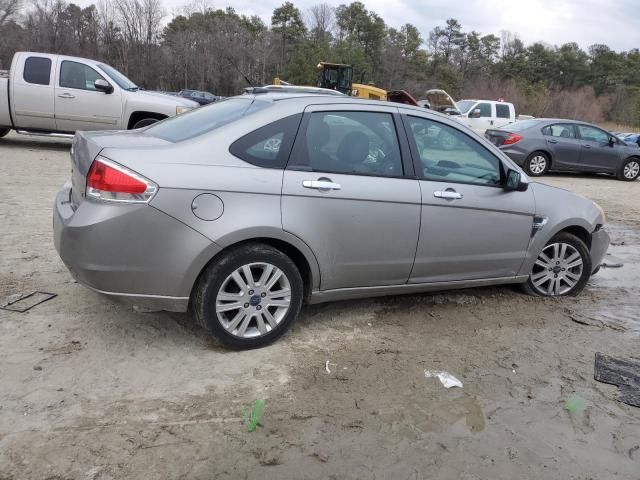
[485,119,640,181]
[54,94,610,348]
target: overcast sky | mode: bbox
[81,0,640,52]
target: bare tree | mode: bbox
[0,0,21,26]
[308,3,333,42]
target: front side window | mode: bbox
[577,125,609,143]
[407,116,503,186]
[542,124,576,138]
[473,103,492,118]
[229,114,302,168]
[292,111,403,177]
[23,57,52,85]
[60,61,105,91]
[496,104,510,119]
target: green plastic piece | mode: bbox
[244,399,265,432]
[564,395,587,413]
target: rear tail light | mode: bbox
[502,133,523,145]
[86,156,157,203]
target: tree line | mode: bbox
[1,0,639,127]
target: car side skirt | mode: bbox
[308,275,529,304]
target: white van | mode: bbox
[453,99,516,135]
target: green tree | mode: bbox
[271,1,305,77]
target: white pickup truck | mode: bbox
[453,99,516,135]
[0,52,197,139]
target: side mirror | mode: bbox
[505,169,529,192]
[608,136,615,147]
[94,79,113,94]
[471,108,481,119]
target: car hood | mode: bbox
[129,89,198,108]
[423,89,458,112]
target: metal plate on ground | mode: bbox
[594,352,640,408]
[0,291,57,313]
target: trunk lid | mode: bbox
[484,129,511,147]
[70,130,170,207]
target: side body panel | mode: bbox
[0,76,10,127]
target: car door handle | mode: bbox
[548,139,558,144]
[303,180,342,190]
[583,144,592,149]
[434,190,463,200]
[57,93,75,99]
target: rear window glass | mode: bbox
[506,120,541,131]
[145,98,264,142]
[23,57,52,85]
[496,104,510,119]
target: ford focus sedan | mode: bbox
[54,94,610,348]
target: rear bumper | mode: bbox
[53,181,221,312]
[590,228,610,273]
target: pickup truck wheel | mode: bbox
[132,118,159,129]
[524,152,550,176]
[0,128,10,138]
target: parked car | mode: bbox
[178,89,217,105]
[0,52,197,139]
[485,119,640,181]
[621,133,640,147]
[54,93,610,348]
[454,99,516,135]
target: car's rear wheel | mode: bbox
[523,232,591,297]
[524,152,550,176]
[618,158,640,181]
[0,128,10,138]
[192,243,303,349]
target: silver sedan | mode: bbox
[54,93,610,348]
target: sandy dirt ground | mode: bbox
[1,131,639,479]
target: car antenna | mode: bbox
[226,56,254,87]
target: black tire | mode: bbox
[617,157,640,181]
[522,232,592,297]
[524,151,550,176]
[191,243,303,349]
[0,128,10,138]
[132,118,159,129]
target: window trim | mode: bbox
[59,60,106,92]
[23,56,52,86]
[402,113,507,189]
[286,109,412,180]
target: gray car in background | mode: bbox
[485,119,640,181]
[54,94,610,348]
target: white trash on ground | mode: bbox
[424,370,463,388]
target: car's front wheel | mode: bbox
[524,152,550,176]
[0,128,10,138]
[523,232,592,297]
[192,243,303,349]
[618,157,640,181]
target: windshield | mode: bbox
[98,63,138,90]
[145,98,264,142]
[456,100,476,114]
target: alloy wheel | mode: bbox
[623,160,640,179]
[529,155,547,174]
[215,262,291,338]
[530,243,584,296]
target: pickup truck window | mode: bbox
[60,61,105,91]
[496,104,510,119]
[23,57,52,85]
[475,103,492,118]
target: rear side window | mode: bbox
[145,98,263,142]
[23,57,52,85]
[496,104,510,119]
[230,114,302,168]
[475,103,492,117]
[542,124,576,138]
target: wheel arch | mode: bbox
[528,149,553,167]
[127,111,168,129]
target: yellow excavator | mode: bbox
[273,62,420,105]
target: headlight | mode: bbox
[176,106,192,116]
[594,201,607,223]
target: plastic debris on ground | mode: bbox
[243,399,265,432]
[424,370,463,388]
[564,395,587,413]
